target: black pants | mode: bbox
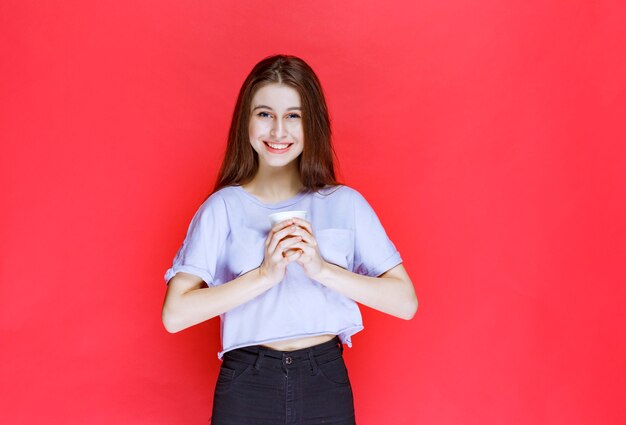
[211,337,356,425]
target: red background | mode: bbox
[2,1,625,424]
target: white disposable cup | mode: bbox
[268,210,308,226]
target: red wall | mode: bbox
[2,1,625,424]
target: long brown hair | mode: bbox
[212,55,340,194]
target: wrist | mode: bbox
[311,260,334,284]
[255,267,277,289]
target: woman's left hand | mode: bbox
[286,217,328,280]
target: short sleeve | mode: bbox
[164,193,229,286]
[352,190,402,277]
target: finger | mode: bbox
[274,246,294,265]
[267,220,295,248]
[266,220,292,249]
[275,235,303,255]
[291,218,314,236]
[287,241,314,260]
[268,236,301,262]
[271,219,295,234]
[268,225,299,253]
[284,249,303,261]
[290,228,316,246]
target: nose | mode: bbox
[270,119,287,139]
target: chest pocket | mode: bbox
[316,228,354,271]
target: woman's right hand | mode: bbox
[259,219,303,286]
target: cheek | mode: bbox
[249,121,272,139]
[287,122,304,139]
[248,122,257,137]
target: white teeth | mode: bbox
[267,142,290,150]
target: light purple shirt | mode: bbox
[164,185,402,359]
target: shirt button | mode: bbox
[285,356,293,365]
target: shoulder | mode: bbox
[206,185,249,205]
[314,184,374,209]
[195,187,233,217]
[312,184,364,202]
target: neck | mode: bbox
[243,162,303,202]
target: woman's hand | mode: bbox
[287,217,329,280]
[259,219,304,285]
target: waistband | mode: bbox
[223,336,343,373]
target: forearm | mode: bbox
[312,262,417,320]
[162,268,272,333]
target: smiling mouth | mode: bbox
[263,141,294,152]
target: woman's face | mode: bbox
[248,83,304,170]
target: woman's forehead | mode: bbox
[251,84,301,109]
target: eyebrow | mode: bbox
[252,105,302,111]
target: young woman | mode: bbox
[162,55,417,425]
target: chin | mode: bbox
[265,159,298,169]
